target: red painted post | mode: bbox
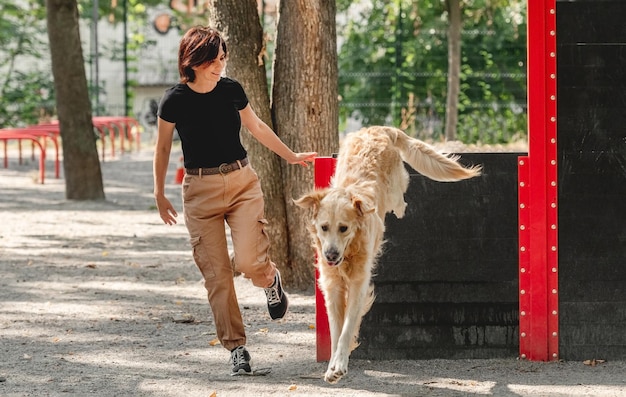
[519,0,559,361]
[313,156,336,362]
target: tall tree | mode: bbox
[210,0,339,290]
[208,0,291,283]
[273,0,339,288]
[46,0,104,200]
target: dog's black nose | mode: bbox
[325,248,340,263]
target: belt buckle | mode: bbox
[218,163,230,175]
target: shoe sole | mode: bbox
[231,367,272,376]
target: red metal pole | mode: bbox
[519,0,558,361]
[314,156,336,362]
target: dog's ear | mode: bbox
[351,194,376,217]
[293,190,326,215]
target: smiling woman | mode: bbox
[152,25,317,376]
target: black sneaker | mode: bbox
[230,345,252,375]
[264,271,289,320]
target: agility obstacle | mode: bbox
[313,0,626,362]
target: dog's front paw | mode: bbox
[324,366,347,384]
[324,356,349,384]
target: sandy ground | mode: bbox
[1,143,625,397]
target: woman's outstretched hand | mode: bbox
[289,152,317,167]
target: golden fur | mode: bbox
[295,126,481,384]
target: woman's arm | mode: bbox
[153,117,178,225]
[239,104,317,166]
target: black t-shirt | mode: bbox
[158,77,249,168]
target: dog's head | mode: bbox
[294,187,375,267]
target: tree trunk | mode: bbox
[445,0,462,142]
[273,0,339,289]
[208,1,290,283]
[46,0,104,200]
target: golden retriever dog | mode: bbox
[294,126,481,384]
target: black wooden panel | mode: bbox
[557,0,626,44]
[557,0,626,361]
[357,153,521,359]
[372,282,518,304]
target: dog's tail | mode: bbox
[386,127,482,182]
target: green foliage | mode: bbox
[338,0,527,144]
[0,0,52,127]
[0,0,163,126]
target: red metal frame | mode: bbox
[518,0,559,361]
[313,156,336,362]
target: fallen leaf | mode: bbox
[258,328,269,333]
[85,264,97,269]
[308,324,315,329]
[101,251,109,257]
[288,384,297,391]
[209,392,217,397]
[209,338,221,346]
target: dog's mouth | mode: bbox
[325,257,343,267]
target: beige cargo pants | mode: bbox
[182,164,277,351]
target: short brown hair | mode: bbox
[178,26,228,83]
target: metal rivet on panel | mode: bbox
[521,353,527,359]
[550,30,555,36]
[550,117,556,122]
[551,224,556,229]
[550,73,556,79]
[551,203,557,208]
[551,181,557,187]
[521,311,526,316]
[520,182,525,187]
[520,246,526,252]
[552,310,558,315]
[552,332,557,337]
[550,9,555,14]
[550,95,556,100]
[553,353,558,358]
[552,288,557,294]
[520,268,526,273]
[520,225,526,230]
[550,52,555,58]
[521,289,526,295]
[551,138,556,144]
[521,332,526,337]
[552,246,557,251]
[520,203,526,209]
[551,160,556,165]
[519,160,525,166]
[552,267,557,273]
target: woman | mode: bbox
[153,26,317,375]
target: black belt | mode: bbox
[186,158,249,176]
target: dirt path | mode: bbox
[1,147,625,396]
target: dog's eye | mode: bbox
[321,225,329,232]
[339,226,348,233]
